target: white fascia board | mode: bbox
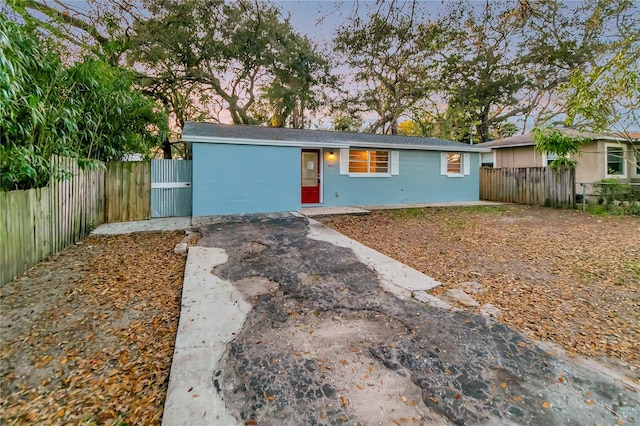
[182,135,349,149]
[182,135,490,152]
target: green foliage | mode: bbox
[0,16,167,191]
[533,126,587,167]
[333,113,363,133]
[595,179,640,215]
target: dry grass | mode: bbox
[323,205,640,372]
[1,232,187,425]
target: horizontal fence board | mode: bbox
[480,166,575,209]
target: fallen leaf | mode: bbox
[542,401,551,409]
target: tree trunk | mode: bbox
[162,138,172,159]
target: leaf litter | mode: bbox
[1,231,187,425]
[323,205,640,377]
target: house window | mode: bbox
[441,152,471,177]
[606,145,625,177]
[635,150,640,176]
[348,150,389,174]
[545,152,559,166]
[447,153,461,173]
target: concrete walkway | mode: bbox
[162,217,445,426]
[298,201,504,218]
[91,217,192,235]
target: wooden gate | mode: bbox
[151,160,192,218]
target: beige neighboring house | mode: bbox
[477,129,640,190]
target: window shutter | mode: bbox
[440,153,448,175]
[391,151,399,175]
[339,149,349,175]
[463,153,471,175]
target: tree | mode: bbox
[533,126,587,167]
[0,16,167,190]
[334,7,440,134]
[520,0,639,131]
[430,1,536,143]
[129,0,332,129]
[8,0,334,157]
[332,113,363,133]
[530,1,639,167]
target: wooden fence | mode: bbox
[1,158,153,285]
[1,156,105,286]
[480,166,575,208]
[105,161,151,222]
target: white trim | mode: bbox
[441,152,468,177]
[345,148,392,177]
[604,142,627,178]
[339,148,349,175]
[348,173,391,178]
[183,135,350,149]
[542,152,560,166]
[151,182,191,189]
[633,149,640,177]
[391,151,400,175]
[182,135,490,153]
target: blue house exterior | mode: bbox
[183,122,489,217]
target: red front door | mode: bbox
[301,149,320,203]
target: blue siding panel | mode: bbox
[192,144,480,216]
[192,143,300,216]
[321,150,479,207]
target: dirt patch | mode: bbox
[322,205,640,373]
[1,231,187,425]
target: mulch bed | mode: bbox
[323,205,640,376]
[1,231,186,425]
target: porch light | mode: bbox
[327,151,335,160]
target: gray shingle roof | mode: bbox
[477,128,637,149]
[182,121,489,152]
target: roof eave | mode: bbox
[182,135,490,152]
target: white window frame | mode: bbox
[543,152,560,166]
[604,143,627,178]
[441,152,471,177]
[633,148,640,177]
[339,149,399,177]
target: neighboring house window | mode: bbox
[635,150,640,176]
[544,152,559,166]
[440,152,471,177]
[605,144,625,177]
[481,152,494,168]
[340,149,399,176]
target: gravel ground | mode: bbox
[1,231,186,425]
[322,205,640,376]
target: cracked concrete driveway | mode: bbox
[163,215,639,426]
